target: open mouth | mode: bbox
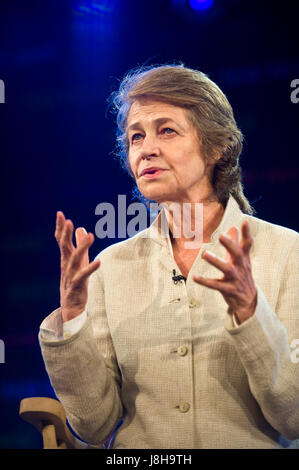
[141,168,165,179]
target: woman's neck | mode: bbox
[163,194,225,252]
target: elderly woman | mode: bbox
[39,65,299,449]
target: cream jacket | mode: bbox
[39,196,299,448]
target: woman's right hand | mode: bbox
[55,211,101,323]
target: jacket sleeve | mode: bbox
[38,265,123,445]
[225,234,299,440]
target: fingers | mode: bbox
[226,226,239,243]
[56,210,100,317]
[75,227,89,265]
[194,222,255,318]
[202,250,234,277]
[68,233,94,274]
[55,210,97,276]
[55,212,76,274]
[224,226,239,262]
[75,227,88,246]
[240,221,253,254]
[219,221,253,264]
[55,212,74,255]
[221,222,253,256]
[72,258,101,286]
[193,274,233,294]
[55,211,65,244]
[60,219,75,258]
[199,222,252,283]
[219,232,243,264]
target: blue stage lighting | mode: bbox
[74,0,115,17]
[189,0,214,11]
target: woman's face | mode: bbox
[127,98,215,204]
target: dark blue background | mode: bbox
[0,0,298,448]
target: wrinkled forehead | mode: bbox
[126,98,192,131]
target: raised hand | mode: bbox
[193,220,257,324]
[55,211,101,322]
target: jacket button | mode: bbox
[179,402,190,413]
[177,346,188,356]
[189,298,197,308]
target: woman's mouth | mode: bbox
[140,168,165,179]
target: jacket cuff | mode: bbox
[39,308,87,341]
[224,286,287,362]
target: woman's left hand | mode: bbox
[193,220,257,325]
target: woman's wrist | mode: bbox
[61,307,85,323]
[235,292,257,325]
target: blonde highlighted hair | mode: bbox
[110,64,254,215]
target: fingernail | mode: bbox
[205,250,215,257]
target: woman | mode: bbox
[39,65,299,449]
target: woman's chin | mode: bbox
[138,186,163,202]
[137,182,179,204]
[138,188,166,203]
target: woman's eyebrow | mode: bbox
[127,117,186,132]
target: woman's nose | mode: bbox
[141,152,157,160]
[140,136,160,160]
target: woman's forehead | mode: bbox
[127,99,190,128]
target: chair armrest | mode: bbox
[19,397,106,449]
[19,397,104,449]
[19,397,77,448]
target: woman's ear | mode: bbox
[207,151,221,165]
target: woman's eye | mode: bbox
[131,133,143,142]
[161,127,175,135]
